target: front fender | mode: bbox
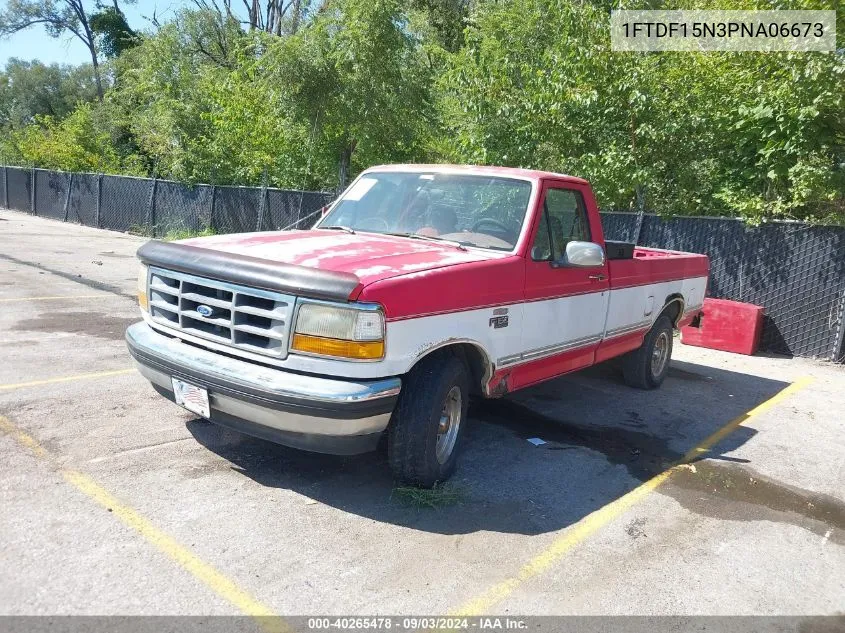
[384,305,521,383]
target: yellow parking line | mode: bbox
[0,295,106,303]
[0,368,134,392]
[64,470,283,621]
[0,414,288,632]
[0,415,49,459]
[451,375,816,616]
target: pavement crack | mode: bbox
[0,252,135,300]
[86,437,193,463]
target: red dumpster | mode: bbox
[680,298,764,356]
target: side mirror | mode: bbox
[551,241,605,268]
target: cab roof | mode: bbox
[363,164,589,186]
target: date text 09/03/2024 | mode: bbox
[306,617,527,630]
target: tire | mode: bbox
[622,315,674,390]
[387,352,469,488]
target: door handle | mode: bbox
[588,274,607,281]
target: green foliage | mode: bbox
[264,0,436,183]
[162,226,218,241]
[410,0,469,52]
[440,0,844,223]
[90,6,139,58]
[6,102,143,174]
[105,1,435,188]
[3,0,843,224]
[0,58,99,127]
[392,483,465,508]
[106,13,319,187]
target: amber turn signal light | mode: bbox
[137,265,149,311]
[291,334,384,360]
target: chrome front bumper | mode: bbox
[126,322,401,454]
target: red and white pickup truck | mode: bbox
[126,165,709,486]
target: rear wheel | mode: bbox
[387,352,469,487]
[622,315,674,389]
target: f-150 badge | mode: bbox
[489,307,509,329]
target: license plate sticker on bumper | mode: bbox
[172,378,210,418]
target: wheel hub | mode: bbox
[435,386,462,465]
[651,331,669,376]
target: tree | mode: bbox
[106,2,435,188]
[0,0,136,99]
[191,0,316,36]
[4,0,841,223]
[90,5,138,58]
[410,0,469,52]
[6,101,143,173]
[439,0,844,223]
[263,0,436,186]
[0,58,99,128]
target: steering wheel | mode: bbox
[472,218,513,233]
[357,217,390,231]
[472,218,512,234]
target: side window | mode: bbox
[531,188,590,261]
[531,210,553,261]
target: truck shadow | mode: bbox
[184,358,830,537]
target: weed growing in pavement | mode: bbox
[391,482,466,508]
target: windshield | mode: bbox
[317,171,533,251]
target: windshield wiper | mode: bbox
[385,232,467,251]
[319,225,356,234]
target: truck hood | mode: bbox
[179,230,499,287]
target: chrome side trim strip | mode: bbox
[496,320,658,369]
[604,320,653,339]
[497,334,603,368]
[498,308,699,369]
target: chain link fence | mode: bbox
[2,165,843,362]
[1,166,334,237]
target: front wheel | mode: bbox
[622,314,674,389]
[387,352,469,487]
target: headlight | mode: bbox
[291,302,384,360]
[137,264,149,312]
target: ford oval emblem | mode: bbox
[196,304,214,318]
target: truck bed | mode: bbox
[608,246,709,289]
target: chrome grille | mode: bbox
[146,267,295,360]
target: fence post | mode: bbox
[209,185,217,232]
[632,184,645,244]
[62,172,74,222]
[30,167,36,215]
[256,167,268,231]
[256,186,266,230]
[833,288,845,362]
[147,177,158,237]
[95,174,102,228]
[3,165,7,210]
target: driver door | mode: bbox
[512,181,610,389]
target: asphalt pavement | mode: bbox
[1,210,843,621]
